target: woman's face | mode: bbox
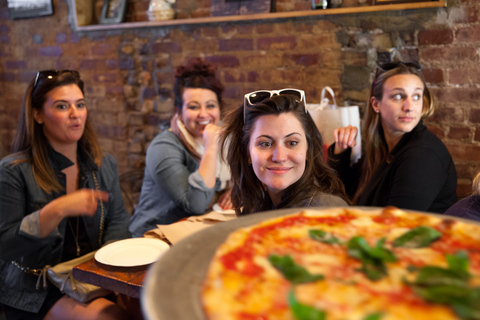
[372,74,424,141]
[180,88,220,138]
[34,84,87,150]
[248,112,308,202]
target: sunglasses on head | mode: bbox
[243,88,306,123]
[377,61,422,72]
[33,70,80,92]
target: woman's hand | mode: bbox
[38,189,109,238]
[202,123,221,151]
[333,125,358,154]
[217,188,233,210]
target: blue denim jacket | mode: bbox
[0,148,131,312]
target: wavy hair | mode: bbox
[221,94,348,215]
[354,63,434,203]
[173,58,224,113]
[11,71,102,194]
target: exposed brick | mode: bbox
[19,71,37,82]
[106,59,119,69]
[256,24,274,34]
[4,60,26,69]
[475,128,480,142]
[423,68,443,84]
[248,71,260,82]
[427,107,464,123]
[39,46,63,57]
[0,34,9,44]
[455,163,474,180]
[0,73,15,81]
[284,54,319,67]
[456,26,480,42]
[448,127,471,140]
[237,25,254,34]
[471,109,480,123]
[0,25,9,32]
[152,42,182,54]
[457,182,472,199]
[56,33,67,44]
[432,88,480,105]
[119,57,135,70]
[418,29,454,45]
[93,73,117,83]
[219,39,253,52]
[202,27,218,38]
[420,47,477,63]
[426,125,445,139]
[257,36,297,51]
[204,55,239,68]
[448,68,480,85]
[447,144,480,161]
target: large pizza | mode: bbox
[201,207,480,320]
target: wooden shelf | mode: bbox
[72,1,446,32]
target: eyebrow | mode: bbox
[53,98,85,104]
[390,87,423,92]
[255,132,302,140]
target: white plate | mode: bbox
[212,203,235,214]
[95,238,169,267]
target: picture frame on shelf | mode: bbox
[375,0,435,4]
[99,0,127,24]
[211,0,271,17]
[7,0,53,19]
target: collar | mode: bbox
[386,120,425,163]
[48,145,98,172]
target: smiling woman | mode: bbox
[129,58,233,237]
[220,92,349,216]
[0,70,131,319]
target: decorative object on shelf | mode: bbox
[211,0,271,17]
[375,0,432,4]
[7,0,53,19]
[76,0,95,26]
[147,0,176,21]
[311,0,342,9]
[99,0,127,24]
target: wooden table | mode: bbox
[72,258,148,299]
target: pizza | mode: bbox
[201,207,480,320]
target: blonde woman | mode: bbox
[444,172,480,221]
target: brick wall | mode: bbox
[0,0,479,198]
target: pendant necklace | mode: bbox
[68,216,80,257]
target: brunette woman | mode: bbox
[329,61,457,213]
[221,90,348,216]
[129,58,232,237]
[0,70,131,319]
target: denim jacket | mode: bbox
[0,148,131,312]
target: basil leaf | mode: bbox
[347,237,397,281]
[447,251,470,276]
[392,226,441,248]
[363,312,383,320]
[309,229,340,244]
[269,255,324,284]
[415,266,470,286]
[288,290,326,320]
[413,284,471,304]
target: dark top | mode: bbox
[0,147,131,313]
[328,121,457,213]
[444,195,480,222]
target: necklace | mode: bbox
[67,216,80,257]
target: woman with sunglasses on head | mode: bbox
[221,89,348,216]
[129,58,232,237]
[329,61,457,213]
[0,70,131,319]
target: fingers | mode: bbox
[333,125,358,154]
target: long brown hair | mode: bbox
[221,94,348,215]
[11,70,103,194]
[354,63,434,203]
